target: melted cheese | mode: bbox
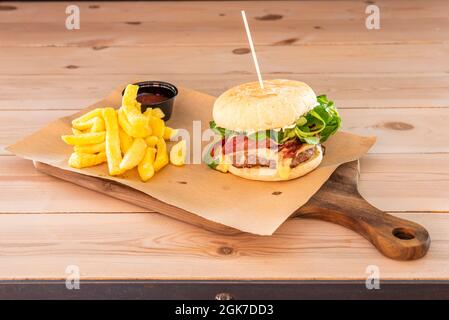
[216,162,229,173]
[216,155,229,173]
[277,158,292,180]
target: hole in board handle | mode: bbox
[392,227,416,240]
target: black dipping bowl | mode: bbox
[122,81,178,120]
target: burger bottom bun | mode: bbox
[227,145,323,181]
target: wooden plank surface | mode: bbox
[0,0,448,281]
[0,212,447,280]
[1,1,447,24]
[1,45,448,75]
[2,73,448,110]
[3,18,448,47]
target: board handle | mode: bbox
[295,161,431,260]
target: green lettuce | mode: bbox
[209,120,227,137]
[282,95,341,144]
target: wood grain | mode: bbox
[2,73,448,110]
[2,18,447,47]
[296,161,430,260]
[0,211,445,281]
[1,45,447,75]
[33,161,431,260]
[1,1,447,24]
[359,154,449,212]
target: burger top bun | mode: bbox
[213,79,317,131]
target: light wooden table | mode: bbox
[1,1,448,299]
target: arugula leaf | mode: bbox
[303,136,320,145]
[295,116,307,126]
[281,128,296,143]
[292,95,341,144]
[248,130,268,141]
[209,120,226,137]
[206,159,219,169]
[313,95,341,142]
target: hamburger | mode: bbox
[205,79,341,181]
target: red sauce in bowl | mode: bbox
[125,81,178,120]
[137,93,168,105]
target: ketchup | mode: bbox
[137,93,168,105]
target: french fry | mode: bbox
[118,108,151,138]
[143,108,152,118]
[73,116,105,132]
[122,103,148,129]
[169,140,187,166]
[74,142,105,154]
[163,127,177,140]
[138,147,156,182]
[73,120,93,131]
[119,138,147,171]
[117,108,133,135]
[119,127,133,154]
[68,151,107,169]
[145,135,158,147]
[90,116,105,132]
[153,138,169,172]
[122,84,139,108]
[122,85,148,129]
[144,108,175,140]
[151,108,165,119]
[65,84,180,180]
[103,107,122,175]
[62,132,105,146]
[72,128,83,135]
[143,108,153,131]
[149,116,165,138]
[72,108,103,127]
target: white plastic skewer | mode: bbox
[241,10,264,89]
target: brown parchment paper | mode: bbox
[6,84,376,235]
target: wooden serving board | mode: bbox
[34,160,430,261]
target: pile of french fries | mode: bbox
[61,84,186,182]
